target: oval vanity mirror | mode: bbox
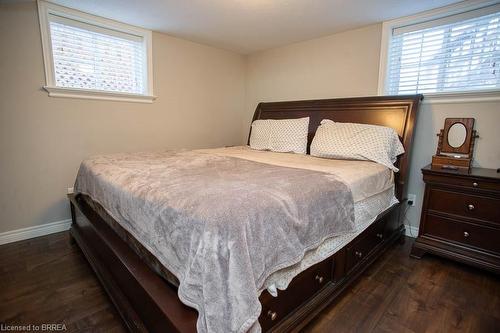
[447,122,467,148]
[432,117,476,170]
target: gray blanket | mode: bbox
[74,150,355,332]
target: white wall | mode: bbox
[0,2,246,233]
[245,24,500,232]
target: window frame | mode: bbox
[37,0,155,103]
[378,0,500,104]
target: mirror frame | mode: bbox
[440,118,475,155]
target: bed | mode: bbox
[68,95,422,332]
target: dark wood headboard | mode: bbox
[248,95,423,201]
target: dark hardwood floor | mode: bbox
[1,232,499,333]
[0,232,125,332]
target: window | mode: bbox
[379,2,500,100]
[38,1,155,102]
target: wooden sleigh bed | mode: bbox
[69,95,422,332]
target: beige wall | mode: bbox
[244,24,383,135]
[2,2,499,236]
[0,2,246,233]
[245,24,500,231]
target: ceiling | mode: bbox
[51,0,464,54]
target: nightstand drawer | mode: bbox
[424,214,500,254]
[428,188,500,224]
[424,173,500,192]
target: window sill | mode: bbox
[421,90,500,104]
[43,86,156,103]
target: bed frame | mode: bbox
[69,95,422,332]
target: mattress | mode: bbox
[78,146,397,297]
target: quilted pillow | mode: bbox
[249,117,309,154]
[310,120,404,171]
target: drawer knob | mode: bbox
[376,233,383,239]
[472,182,479,187]
[315,275,324,284]
[467,204,475,211]
[464,231,470,238]
[355,251,363,258]
[267,310,277,321]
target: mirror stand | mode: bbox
[431,118,478,171]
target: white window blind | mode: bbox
[386,5,500,95]
[48,14,146,95]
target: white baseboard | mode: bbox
[0,219,72,246]
[404,224,419,238]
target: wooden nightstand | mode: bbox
[411,164,500,274]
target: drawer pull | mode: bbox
[464,231,470,238]
[376,233,383,239]
[472,182,479,187]
[315,275,324,284]
[267,310,277,321]
[355,251,363,258]
[467,204,475,211]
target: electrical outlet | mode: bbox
[67,187,74,194]
[407,194,416,206]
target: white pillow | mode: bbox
[310,120,404,171]
[249,117,309,154]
